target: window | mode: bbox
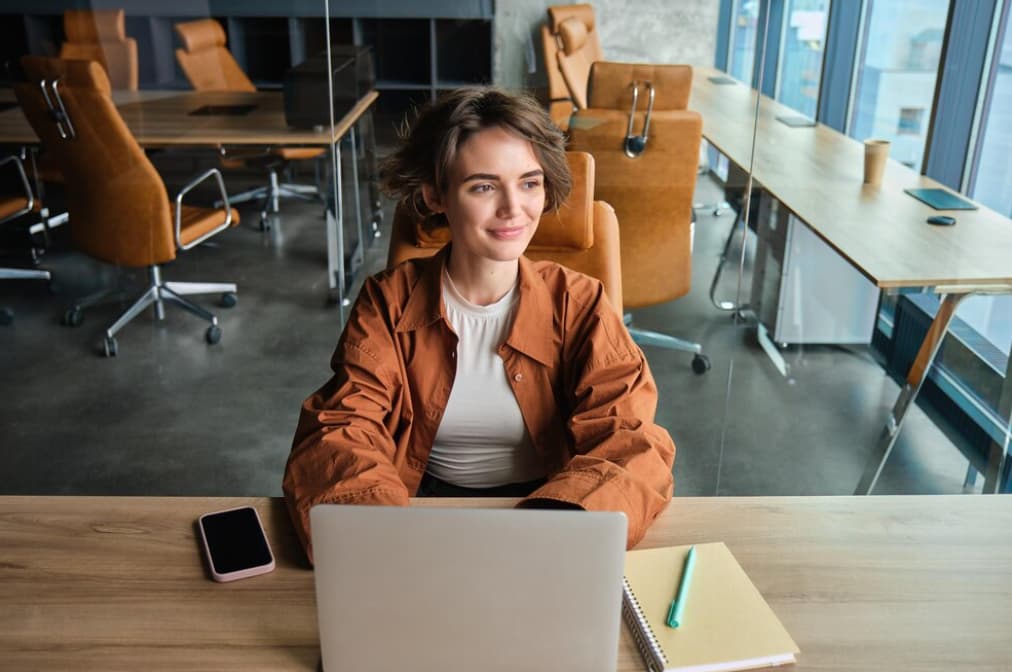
[728,0,760,84]
[776,0,829,119]
[969,5,1012,217]
[848,0,949,171]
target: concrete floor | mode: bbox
[0,146,973,499]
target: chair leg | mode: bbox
[625,317,711,375]
[0,268,51,281]
[217,185,268,208]
[709,209,746,312]
[105,285,159,339]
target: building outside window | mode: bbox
[729,0,760,84]
[848,0,949,170]
[775,0,829,119]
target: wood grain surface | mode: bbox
[691,67,1012,290]
[0,89,378,147]
[2,495,1011,671]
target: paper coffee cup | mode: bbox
[863,139,890,186]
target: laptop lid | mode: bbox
[310,505,627,672]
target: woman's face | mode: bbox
[424,125,545,267]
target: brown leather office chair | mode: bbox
[59,9,138,91]
[386,151,622,316]
[541,4,603,129]
[15,56,240,357]
[567,62,709,374]
[173,18,325,227]
[0,154,51,326]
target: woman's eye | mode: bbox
[523,180,543,190]
[470,183,494,193]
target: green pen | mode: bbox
[666,545,696,628]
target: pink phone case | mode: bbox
[198,505,276,582]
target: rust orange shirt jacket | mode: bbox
[284,246,675,560]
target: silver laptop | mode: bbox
[310,504,627,672]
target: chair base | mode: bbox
[216,165,323,229]
[625,315,710,375]
[63,265,236,356]
[0,267,51,325]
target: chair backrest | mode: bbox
[542,4,602,118]
[385,151,623,315]
[174,19,256,92]
[567,64,702,309]
[15,56,176,268]
[59,9,138,91]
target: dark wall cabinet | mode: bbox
[2,1,494,126]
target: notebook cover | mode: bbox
[903,188,978,211]
[623,542,799,672]
[188,104,257,117]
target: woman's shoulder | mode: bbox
[526,259,606,307]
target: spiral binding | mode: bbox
[622,576,668,672]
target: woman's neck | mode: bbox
[445,250,520,306]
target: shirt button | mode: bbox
[513,373,523,382]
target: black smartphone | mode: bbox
[198,506,275,582]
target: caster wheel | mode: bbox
[62,307,83,327]
[220,292,238,308]
[258,211,270,231]
[691,354,711,375]
[103,336,118,358]
[0,307,14,326]
[206,324,222,345]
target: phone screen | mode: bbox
[200,507,273,574]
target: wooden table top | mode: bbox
[0,88,378,147]
[691,66,1012,291]
[2,494,1011,671]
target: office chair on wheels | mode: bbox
[59,9,138,91]
[0,154,52,326]
[567,62,710,374]
[174,18,325,227]
[386,152,623,316]
[15,56,240,357]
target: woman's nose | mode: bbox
[496,187,522,218]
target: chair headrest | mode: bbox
[64,9,126,43]
[547,3,596,33]
[558,17,589,56]
[20,55,112,95]
[587,62,693,111]
[174,18,227,53]
[413,151,595,252]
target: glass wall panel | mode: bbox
[848,0,949,170]
[775,0,829,118]
[971,9,1012,217]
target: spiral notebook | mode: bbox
[623,542,799,672]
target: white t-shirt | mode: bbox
[427,270,546,488]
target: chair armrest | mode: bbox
[0,155,35,222]
[174,167,232,250]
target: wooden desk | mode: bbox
[2,495,1011,671]
[0,89,379,310]
[691,67,1012,493]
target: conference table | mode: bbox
[2,495,1010,671]
[690,66,1012,495]
[0,88,379,315]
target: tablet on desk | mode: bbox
[904,188,978,211]
[776,114,816,127]
[188,104,257,117]
[708,75,737,85]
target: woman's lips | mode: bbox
[488,225,527,240]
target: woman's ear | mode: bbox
[421,184,445,214]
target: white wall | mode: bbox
[493,0,720,91]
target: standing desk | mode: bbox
[2,494,1011,671]
[0,89,379,317]
[690,67,1012,495]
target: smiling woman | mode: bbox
[282,87,676,563]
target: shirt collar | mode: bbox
[394,247,556,367]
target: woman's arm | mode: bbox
[521,280,675,548]
[283,276,410,562]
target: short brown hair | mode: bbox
[379,87,571,228]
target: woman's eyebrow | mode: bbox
[461,169,544,182]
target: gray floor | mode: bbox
[0,148,974,499]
